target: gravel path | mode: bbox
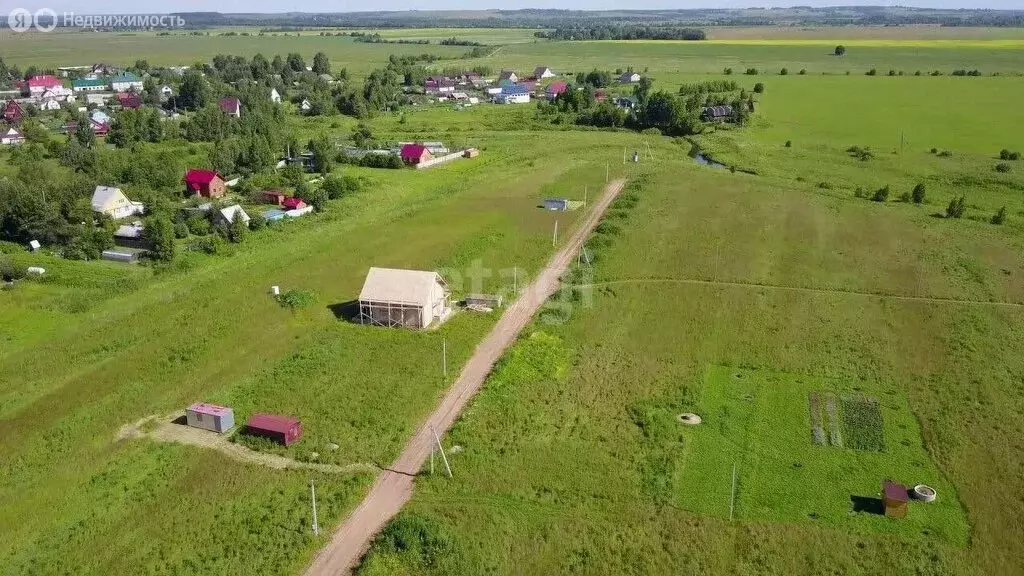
[303,178,628,576]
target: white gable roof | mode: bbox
[358,267,446,307]
[218,204,250,224]
[91,185,128,211]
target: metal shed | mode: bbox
[358,267,451,329]
[543,198,569,211]
[882,480,909,519]
[245,413,302,446]
[185,403,235,433]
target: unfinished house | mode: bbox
[358,267,451,329]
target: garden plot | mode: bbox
[675,365,969,543]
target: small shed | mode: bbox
[466,294,503,308]
[262,189,287,205]
[246,413,302,446]
[543,198,569,211]
[358,267,450,329]
[186,403,235,433]
[463,148,479,158]
[882,480,908,519]
[400,144,433,166]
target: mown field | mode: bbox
[355,38,1024,576]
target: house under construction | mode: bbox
[357,267,451,329]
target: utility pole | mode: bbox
[605,162,609,183]
[513,267,517,295]
[310,480,319,536]
[430,426,452,477]
[729,463,737,521]
[584,185,587,207]
[442,338,447,379]
[552,220,558,246]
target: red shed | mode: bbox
[882,480,908,519]
[262,189,287,205]
[283,197,307,210]
[400,143,432,165]
[246,413,302,446]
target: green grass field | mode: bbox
[3,25,1024,576]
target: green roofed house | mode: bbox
[109,72,143,92]
[72,77,107,93]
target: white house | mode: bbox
[159,85,174,98]
[300,99,312,112]
[270,88,281,103]
[109,73,144,92]
[40,86,73,100]
[485,86,502,95]
[498,71,519,83]
[619,72,641,83]
[84,93,112,107]
[358,267,451,329]
[1,127,25,145]
[91,185,145,219]
[90,110,111,124]
[38,98,62,111]
[533,66,555,79]
[215,204,250,226]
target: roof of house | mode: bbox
[72,77,107,88]
[184,169,222,189]
[27,75,62,88]
[3,127,23,138]
[218,204,250,223]
[498,70,517,79]
[114,222,144,238]
[620,72,640,81]
[502,84,531,95]
[400,143,429,158]
[247,413,300,433]
[117,93,141,108]
[188,402,233,416]
[218,97,241,113]
[110,72,141,82]
[533,66,552,76]
[91,185,127,210]
[703,105,733,117]
[546,81,568,94]
[282,197,306,209]
[359,267,446,307]
[263,189,287,198]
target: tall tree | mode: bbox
[145,215,176,261]
[312,52,331,76]
[178,69,210,110]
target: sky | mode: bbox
[1,0,1020,15]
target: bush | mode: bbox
[752,82,765,94]
[834,45,846,56]
[846,145,873,161]
[937,150,953,158]
[780,68,788,75]
[248,212,266,230]
[898,192,911,202]
[854,187,868,199]
[991,206,1007,225]
[999,149,1021,161]
[946,196,966,218]
[871,185,890,202]
[186,216,212,236]
[995,162,1012,173]
[912,183,926,204]
[173,222,189,239]
[930,147,938,154]
[277,289,316,310]
[0,257,28,282]
[360,513,455,572]
[744,68,758,76]
[359,153,403,169]
[888,69,896,76]
[865,69,877,76]
[723,67,733,75]
[188,235,222,254]
[798,69,807,75]
[785,140,792,148]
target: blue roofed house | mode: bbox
[72,77,107,93]
[109,72,144,92]
[494,84,531,104]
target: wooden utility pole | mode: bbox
[729,463,737,521]
[430,426,452,477]
[311,480,320,536]
[442,338,447,379]
[584,185,587,207]
[552,220,558,246]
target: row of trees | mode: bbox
[536,26,706,41]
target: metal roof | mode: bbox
[91,185,126,211]
[188,403,232,416]
[358,267,446,307]
[247,413,299,433]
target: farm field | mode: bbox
[365,151,1024,575]
[2,20,1024,576]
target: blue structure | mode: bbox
[263,209,287,222]
[543,198,569,211]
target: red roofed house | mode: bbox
[262,189,287,205]
[545,81,568,99]
[400,143,432,166]
[116,92,142,109]
[26,75,63,97]
[184,169,226,198]
[2,100,23,124]
[65,118,110,136]
[283,197,307,210]
[245,413,302,446]
[218,97,241,117]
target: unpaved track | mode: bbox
[304,178,627,576]
[118,413,375,475]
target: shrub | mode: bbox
[834,45,846,56]
[753,82,765,94]
[999,149,1021,161]
[946,196,966,218]
[173,222,189,239]
[277,289,316,310]
[360,513,455,572]
[912,183,926,204]
[723,67,733,75]
[798,69,807,75]
[871,185,890,202]
[188,235,222,254]
[0,258,28,282]
[995,163,1012,173]
[358,152,403,169]
[991,206,1007,225]
[785,140,792,148]
[846,145,874,161]
[817,181,834,190]
[744,68,758,76]
[248,212,266,230]
[930,147,938,154]
[780,68,788,75]
[866,68,877,76]
[187,216,212,236]
[854,187,867,199]
[898,192,912,202]
[937,150,953,158]
[915,70,922,76]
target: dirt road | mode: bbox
[303,178,627,575]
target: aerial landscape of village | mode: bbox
[1,2,1023,575]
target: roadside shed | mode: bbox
[883,480,909,519]
[358,267,451,329]
[185,403,235,433]
[245,413,302,446]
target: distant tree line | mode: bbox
[536,26,706,41]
